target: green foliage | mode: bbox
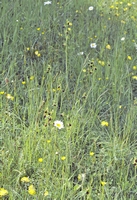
[1,0,137,199]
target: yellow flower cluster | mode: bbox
[6,94,14,100]
[0,188,8,198]
[20,177,49,196]
[101,121,109,127]
[35,50,41,57]
[21,176,30,183]
[28,185,36,195]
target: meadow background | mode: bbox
[1,0,137,199]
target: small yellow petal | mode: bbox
[101,181,107,186]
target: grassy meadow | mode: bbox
[1,0,137,199]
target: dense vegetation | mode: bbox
[0,0,137,199]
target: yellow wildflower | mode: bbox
[57,86,61,91]
[61,156,66,161]
[98,60,105,66]
[89,151,94,156]
[21,176,30,183]
[35,51,39,55]
[0,188,8,197]
[127,56,132,60]
[67,27,71,31]
[131,16,135,21]
[132,76,137,80]
[68,22,72,26]
[22,81,26,84]
[101,61,105,66]
[106,44,111,49]
[101,121,109,127]
[82,69,86,72]
[28,185,36,195]
[133,66,137,70]
[121,20,126,24]
[6,94,14,100]
[101,181,107,186]
[123,8,128,11]
[44,190,49,197]
[127,3,132,7]
[38,158,43,163]
[110,5,114,9]
[30,76,34,80]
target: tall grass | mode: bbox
[1,0,137,199]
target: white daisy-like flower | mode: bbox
[77,52,84,55]
[54,120,64,129]
[44,1,52,5]
[134,42,137,51]
[121,37,125,41]
[88,6,94,11]
[90,43,97,48]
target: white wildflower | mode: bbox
[90,43,97,48]
[88,6,94,11]
[121,37,125,41]
[44,1,52,5]
[54,120,64,129]
[77,52,84,55]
